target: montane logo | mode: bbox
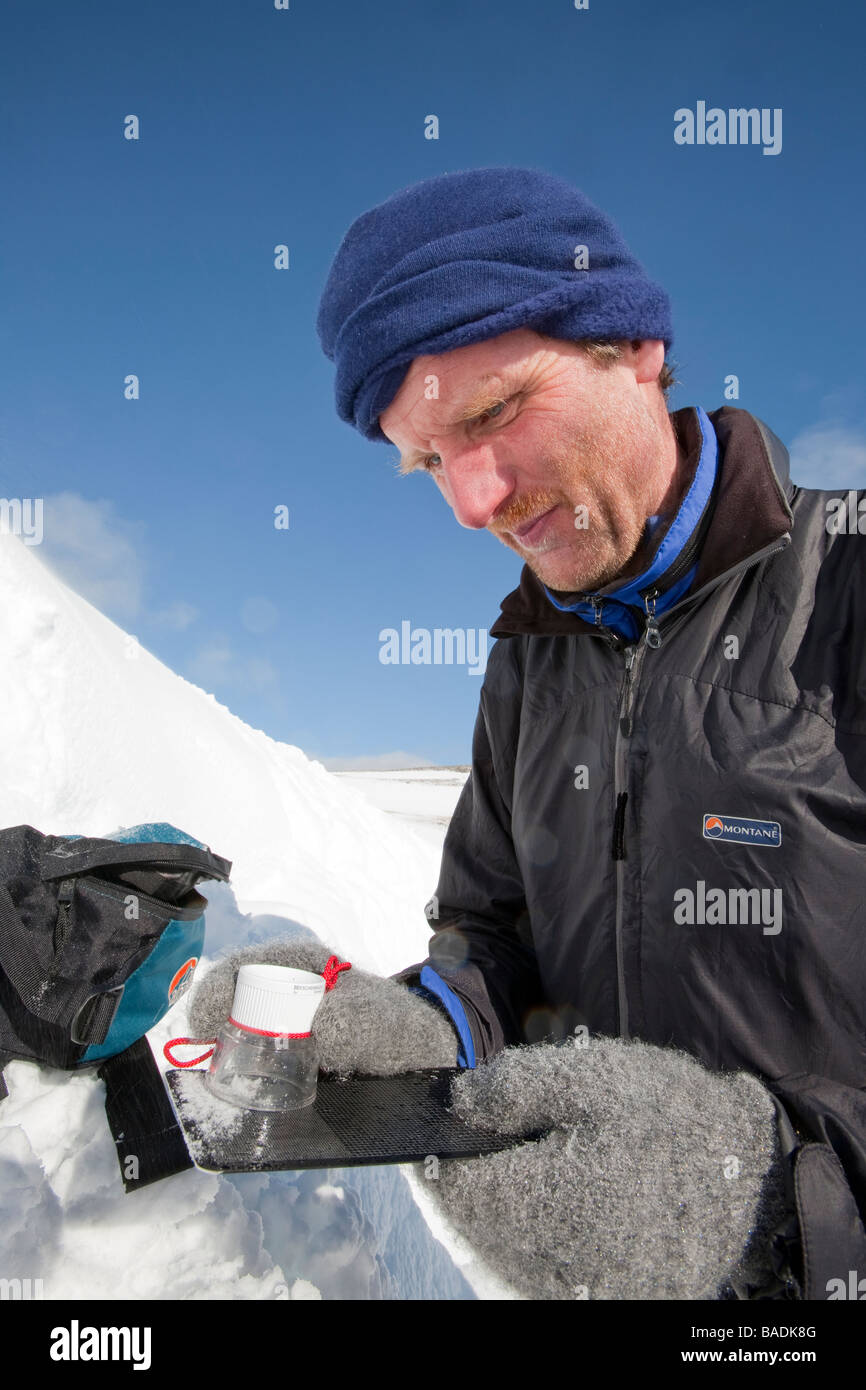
[703,814,781,846]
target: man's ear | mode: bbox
[628,339,667,387]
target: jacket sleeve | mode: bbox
[762,1074,866,1300]
[391,647,547,1065]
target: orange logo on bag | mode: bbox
[168,957,198,1006]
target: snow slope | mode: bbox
[333,767,470,849]
[0,531,513,1301]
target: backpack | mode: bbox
[0,821,231,1097]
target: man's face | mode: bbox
[379,327,678,593]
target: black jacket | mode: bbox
[396,404,866,1299]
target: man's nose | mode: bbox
[439,446,515,530]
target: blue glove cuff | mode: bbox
[409,967,476,1068]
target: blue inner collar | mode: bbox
[541,406,718,640]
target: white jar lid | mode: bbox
[230,963,326,1035]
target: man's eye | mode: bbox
[419,399,511,471]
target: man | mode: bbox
[196,166,866,1299]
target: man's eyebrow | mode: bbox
[397,371,519,471]
[452,374,512,422]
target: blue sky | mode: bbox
[4,0,865,766]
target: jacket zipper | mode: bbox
[640,462,721,597]
[639,589,662,648]
[579,456,720,626]
[644,533,795,642]
[610,638,650,1040]
[637,535,792,646]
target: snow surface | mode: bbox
[333,768,471,850]
[0,532,518,1301]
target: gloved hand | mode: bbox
[187,936,460,1078]
[419,1035,793,1301]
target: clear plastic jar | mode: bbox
[205,1019,319,1111]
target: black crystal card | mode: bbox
[166,1067,545,1172]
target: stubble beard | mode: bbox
[493,392,666,595]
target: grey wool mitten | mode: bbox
[187,937,460,1078]
[421,1036,792,1301]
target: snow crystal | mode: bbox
[171,1070,246,1143]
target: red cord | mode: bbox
[322,955,352,991]
[227,1017,311,1038]
[163,1037,216,1067]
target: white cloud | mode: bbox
[151,600,199,631]
[186,638,279,696]
[37,492,147,619]
[29,495,280,708]
[788,423,866,490]
[241,597,280,634]
[34,493,202,635]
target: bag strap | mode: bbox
[98,1038,194,1191]
[41,838,232,883]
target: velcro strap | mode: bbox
[98,1037,194,1191]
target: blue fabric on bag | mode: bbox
[542,405,719,641]
[79,823,210,1062]
[101,823,208,850]
[81,917,205,1062]
[409,966,476,1069]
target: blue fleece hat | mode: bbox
[316,165,673,443]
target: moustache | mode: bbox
[490,489,562,536]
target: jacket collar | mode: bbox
[489,405,795,639]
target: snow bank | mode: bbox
[0,532,486,1300]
